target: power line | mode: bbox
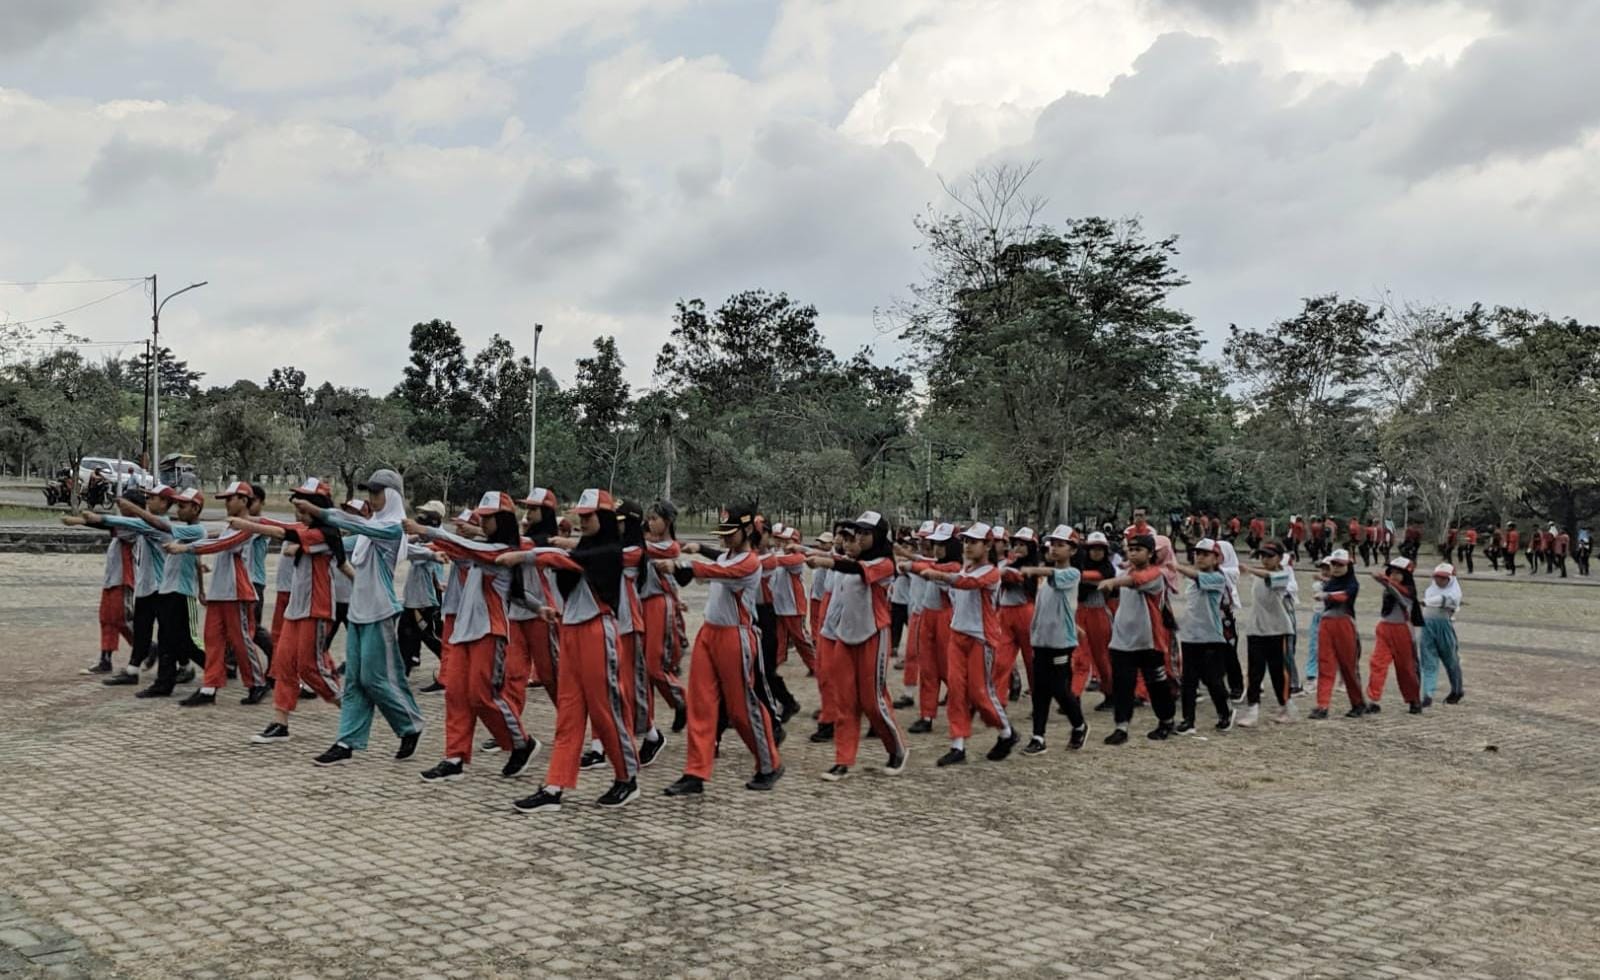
[0,276,146,286]
[0,280,146,326]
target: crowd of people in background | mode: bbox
[58,478,1557,815]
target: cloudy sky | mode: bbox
[3,0,1597,392]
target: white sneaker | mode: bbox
[1274,705,1293,724]
[1237,704,1260,728]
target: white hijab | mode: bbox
[1217,540,1242,605]
[1424,573,1462,609]
[351,488,407,564]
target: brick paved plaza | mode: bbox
[2,552,1598,979]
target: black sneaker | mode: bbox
[1227,690,1245,704]
[177,689,215,707]
[638,734,665,769]
[1022,737,1047,757]
[240,686,269,705]
[745,766,783,791]
[1215,712,1234,732]
[1085,678,1102,693]
[808,723,835,744]
[820,764,849,782]
[1008,676,1023,702]
[663,774,704,797]
[597,779,640,808]
[1147,722,1175,741]
[1345,705,1367,719]
[1422,696,1434,708]
[1104,728,1130,746]
[1068,725,1089,751]
[671,704,687,733]
[1444,692,1463,705]
[513,788,563,814]
[1175,719,1196,734]
[81,658,113,675]
[780,701,801,723]
[883,749,907,775]
[1408,701,1423,715]
[299,685,317,700]
[773,722,787,747]
[892,695,915,710]
[419,679,446,694]
[480,738,503,754]
[1308,708,1329,720]
[580,749,607,770]
[501,737,541,778]
[421,759,465,782]
[251,723,290,744]
[103,671,140,686]
[1365,702,1382,715]
[935,748,966,767]
[907,718,934,734]
[177,666,197,684]
[1094,698,1114,712]
[986,731,1020,761]
[134,685,173,699]
[394,731,421,761]
[314,743,353,766]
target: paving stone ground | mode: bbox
[2,551,1598,979]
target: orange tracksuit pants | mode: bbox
[807,599,823,663]
[202,599,267,689]
[904,610,923,689]
[994,603,1033,704]
[99,585,134,652]
[816,635,840,725]
[504,618,541,718]
[775,613,814,670]
[830,627,906,767]
[543,616,638,789]
[1315,616,1365,711]
[642,594,686,724]
[1072,606,1113,697]
[1366,621,1421,705]
[917,607,952,720]
[947,632,1008,738]
[272,617,341,712]
[444,634,531,763]
[682,622,781,781]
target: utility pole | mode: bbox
[139,338,151,469]
[149,275,208,479]
[922,438,932,520]
[527,323,543,490]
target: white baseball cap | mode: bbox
[928,522,956,542]
[961,522,993,541]
[1327,548,1351,563]
[1388,556,1414,571]
[1085,531,1110,547]
[1195,537,1222,554]
[1012,526,1036,542]
[851,510,884,530]
[1043,524,1076,543]
[1433,562,1455,577]
[916,520,936,537]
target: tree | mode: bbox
[124,345,205,398]
[463,333,536,495]
[656,291,835,405]
[304,384,386,499]
[9,351,129,504]
[188,380,291,483]
[573,336,635,491]
[393,319,474,449]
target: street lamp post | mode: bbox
[149,275,208,476]
[527,322,543,490]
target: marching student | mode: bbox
[1237,542,1295,725]
[1419,562,1464,706]
[83,484,179,688]
[1457,525,1477,575]
[95,488,209,698]
[1528,527,1545,575]
[162,481,269,706]
[768,524,816,717]
[893,521,936,710]
[1014,525,1089,754]
[1099,533,1178,744]
[1073,531,1117,707]
[1309,549,1368,720]
[398,501,447,679]
[917,522,1018,767]
[1280,551,1303,695]
[807,531,833,653]
[1171,538,1236,734]
[506,489,642,813]
[996,527,1039,705]
[904,522,958,734]
[402,490,537,781]
[617,499,669,766]
[1217,540,1245,701]
[808,522,851,742]
[1504,522,1520,575]
[803,511,907,780]
[63,491,139,676]
[889,533,913,665]
[657,503,784,799]
[1304,558,1330,688]
[641,500,687,733]
[244,484,274,663]
[753,520,802,724]
[510,490,562,707]
[1365,556,1425,715]
[268,535,297,668]
[232,478,346,744]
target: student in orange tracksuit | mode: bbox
[768,524,816,705]
[917,522,1019,767]
[164,480,270,706]
[618,499,669,766]
[1308,549,1369,719]
[807,532,832,659]
[996,527,1039,705]
[805,511,907,781]
[1073,532,1117,707]
[892,521,935,709]
[63,497,138,676]
[491,489,560,753]
[507,488,640,813]
[660,503,784,798]
[808,523,850,743]
[409,492,542,783]
[1365,556,1425,715]
[904,522,958,733]
[642,500,688,733]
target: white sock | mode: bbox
[444,756,462,764]
[648,727,662,743]
[200,687,216,695]
[589,738,602,753]
[1116,722,1129,733]
[951,737,965,751]
[1000,721,1013,738]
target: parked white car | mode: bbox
[77,457,148,489]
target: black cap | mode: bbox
[1260,541,1284,557]
[1128,533,1157,553]
[717,503,756,535]
[651,499,678,524]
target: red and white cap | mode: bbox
[1433,562,1455,577]
[342,499,372,517]
[1043,524,1076,543]
[173,488,204,507]
[916,520,936,538]
[149,482,179,501]
[1084,531,1110,547]
[214,480,254,499]
[961,522,993,541]
[1012,526,1036,543]
[1388,556,1414,571]
[573,488,615,515]
[290,476,332,499]
[452,508,479,526]
[851,510,884,530]
[1194,537,1222,554]
[991,525,1008,540]
[928,522,956,542]
[1327,548,1352,563]
[473,491,517,516]
[521,487,557,510]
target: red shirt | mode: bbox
[1465,529,1478,545]
[1348,519,1362,539]
[1506,530,1520,552]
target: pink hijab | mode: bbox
[1154,534,1182,595]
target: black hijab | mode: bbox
[557,512,623,612]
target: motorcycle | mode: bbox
[83,470,115,509]
[42,469,75,507]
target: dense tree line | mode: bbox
[4,164,1597,536]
